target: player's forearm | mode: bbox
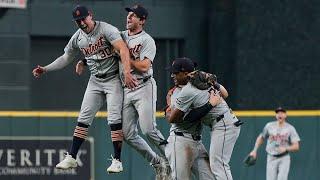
[218,84,229,99]
[183,102,213,122]
[164,107,171,121]
[252,135,264,152]
[286,142,299,152]
[44,53,73,72]
[130,59,150,73]
[119,48,132,74]
[168,109,184,123]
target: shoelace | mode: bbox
[108,155,115,161]
[63,152,73,158]
[108,155,121,163]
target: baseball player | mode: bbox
[169,61,242,180]
[119,5,171,179]
[164,57,214,180]
[249,107,300,180]
[32,5,136,172]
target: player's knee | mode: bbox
[122,129,137,141]
[77,118,91,126]
[141,128,153,137]
[210,159,230,176]
[121,129,129,138]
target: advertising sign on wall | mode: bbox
[0,0,27,9]
[0,136,94,180]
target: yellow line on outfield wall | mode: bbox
[234,110,320,117]
[0,110,320,118]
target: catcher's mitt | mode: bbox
[243,155,257,167]
[188,70,217,90]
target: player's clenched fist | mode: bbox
[32,65,46,78]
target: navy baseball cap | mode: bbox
[275,107,286,113]
[72,5,89,20]
[125,4,148,19]
[166,57,197,74]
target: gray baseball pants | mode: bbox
[165,132,214,180]
[122,78,166,164]
[77,75,123,125]
[210,111,241,180]
[267,154,290,180]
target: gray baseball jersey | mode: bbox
[175,82,241,180]
[120,30,166,165]
[65,21,124,125]
[119,30,156,88]
[165,86,213,180]
[261,122,300,156]
[65,21,121,77]
[175,83,236,126]
[261,122,300,180]
[170,86,202,135]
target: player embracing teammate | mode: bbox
[72,4,171,179]
[165,57,242,180]
[33,4,171,180]
[32,4,135,172]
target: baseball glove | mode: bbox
[163,86,176,118]
[243,154,257,166]
[188,70,217,90]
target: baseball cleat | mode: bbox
[152,162,163,180]
[107,155,123,173]
[152,158,172,180]
[55,152,77,169]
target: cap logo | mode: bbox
[133,5,138,9]
[76,10,80,16]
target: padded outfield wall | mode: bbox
[0,110,319,180]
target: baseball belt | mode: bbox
[95,70,119,79]
[270,152,289,158]
[216,111,243,127]
[173,131,201,141]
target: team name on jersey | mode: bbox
[269,133,289,143]
[80,36,114,58]
[129,44,142,59]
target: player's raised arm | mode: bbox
[32,53,73,78]
[112,39,137,88]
